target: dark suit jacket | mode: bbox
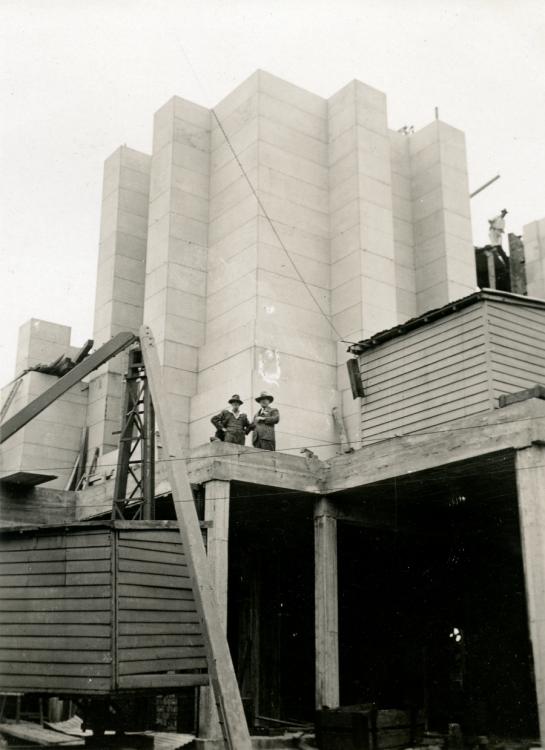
[211,409,251,438]
[250,407,279,445]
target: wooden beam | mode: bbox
[516,445,545,744]
[139,325,251,750]
[0,485,77,527]
[314,497,339,710]
[199,480,230,742]
[1,332,137,445]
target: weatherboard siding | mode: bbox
[359,303,493,442]
[486,300,545,403]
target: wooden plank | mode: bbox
[0,572,110,587]
[119,530,181,545]
[119,539,186,555]
[141,324,251,750]
[117,572,192,589]
[0,674,111,691]
[118,545,187,566]
[0,597,111,612]
[0,649,111,663]
[0,610,110,624]
[119,622,201,636]
[0,623,111,637]
[0,331,137,445]
[119,657,208,675]
[0,585,110,600]
[118,611,198,624]
[117,583,194,599]
[0,636,111,650]
[118,673,208,689]
[119,634,204,649]
[118,597,196,611]
[0,559,111,575]
[0,546,111,563]
[0,661,111,677]
[119,645,206,661]
[118,559,189,578]
[0,532,110,551]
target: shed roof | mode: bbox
[347,289,545,354]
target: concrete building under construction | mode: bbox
[2,71,545,749]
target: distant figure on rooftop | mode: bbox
[249,392,280,451]
[211,395,251,445]
[488,209,508,247]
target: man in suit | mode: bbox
[249,392,279,451]
[211,395,251,445]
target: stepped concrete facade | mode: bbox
[2,71,490,483]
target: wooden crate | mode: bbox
[0,521,209,696]
[316,707,424,750]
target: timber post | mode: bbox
[314,497,340,710]
[199,480,231,743]
[516,445,545,745]
[140,326,251,750]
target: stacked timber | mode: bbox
[0,521,208,696]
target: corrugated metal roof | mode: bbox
[347,289,545,354]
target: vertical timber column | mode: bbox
[523,217,545,299]
[314,497,339,710]
[198,479,231,743]
[516,445,545,743]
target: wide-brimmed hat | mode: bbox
[255,391,274,404]
[228,394,243,404]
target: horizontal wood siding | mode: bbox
[116,528,208,690]
[360,304,492,442]
[0,529,113,694]
[486,301,545,402]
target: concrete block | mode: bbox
[163,340,199,372]
[259,141,328,188]
[256,296,331,339]
[190,371,254,423]
[118,166,151,196]
[258,165,329,213]
[170,212,208,247]
[442,185,471,218]
[99,192,119,242]
[329,174,359,215]
[147,262,206,299]
[395,264,416,292]
[110,276,145,307]
[443,212,473,243]
[205,298,257,342]
[392,194,412,223]
[258,215,330,264]
[116,210,148,241]
[358,149,392,185]
[207,245,257,295]
[361,276,397,312]
[100,231,148,263]
[208,194,258,246]
[207,217,257,268]
[210,92,259,151]
[413,185,444,222]
[331,250,361,291]
[359,175,393,210]
[172,141,211,177]
[209,171,257,222]
[119,145,152,174]
[332,303,363,340]
[257,269,328,314]
[391,173,411,200]
[206,270,257,322]
[143,292,167,327]
[258,70,327,119]
[198,322,254,371]
[162,366,198,397]
[360,200,394,236]
[329,127,357,167]
[360,226,395,260]
[118,188,149,219]
[396,287,417,320]
[162,314,205,348]
[361,301,398,337]
[197,349,253,392]
[330,198,360,237]
[255,323,336,368]
[214,71,259,121]
[259,191,329,238]
[415,256,449,292]
[259,118,327,166]
[210,145,259,197]
[332,277,361,315]
[259,92,327,142]
[331,224,361,263]
[417,281,450,312]
[258,243,329,290]
[329,150,359,191]
[166,287,206,322]
[211,119,258,172]
[170,186,210,224]
[115,254,146,285]
[150,143,173,199]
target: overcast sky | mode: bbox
[1,0,544,386]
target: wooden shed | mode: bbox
[0,521,209,695]
[352,290,545,443]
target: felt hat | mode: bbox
[228,394,243,404]
[255,391,274,404]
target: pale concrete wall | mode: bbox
[143,97,210,447]
[190,71,338,457]
[409,121,476,312]
[88,146,151,456]
[523,217,545,298]
[1,320,87,489]
[328,81,398,448]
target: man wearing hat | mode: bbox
[248,392,280,451]
[488,209,508,248]
[211,395,251,445]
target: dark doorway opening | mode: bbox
[228,483,315,724]
[337,452,538,739]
